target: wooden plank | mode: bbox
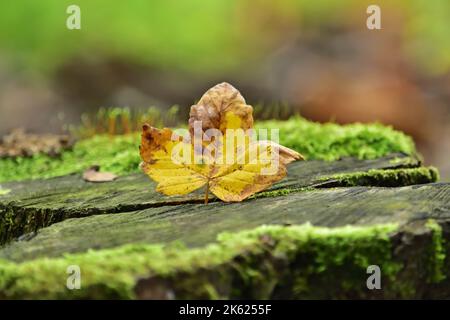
[2,183,448,262]
[0,153,425,243]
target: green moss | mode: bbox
[0,116,417,183]
[0,188,11,196]
[321,167,439,187]
[72,106,180,139]
[425,220,446,283]
[2,220,447,299]
[388,156,421,167]
[0,223,419,299]
[0,134,140,183]
[249,187,315,199]
[257,116,416,161]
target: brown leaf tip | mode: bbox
[213,82,238,91]
[200,82,245,103]
[189,82,253,136]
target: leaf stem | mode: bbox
[204,182,209,204]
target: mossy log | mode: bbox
[1,182,448,262]
[0,153,431,244]
[0,153,448,299]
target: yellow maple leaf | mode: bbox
[139,82,303,203]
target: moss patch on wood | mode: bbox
[425,220,446,283]
[257,116,416,161]
[319,167,439,188]
[0,135,140,183]
[0,221,446,299]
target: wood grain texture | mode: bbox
[1,183,448,262]
[0,153,449,299]
[0,153,424,244]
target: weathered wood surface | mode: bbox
[0,153,449,299]
[0,152,418,209]
[1,183,448,262]
[0,153,426,243]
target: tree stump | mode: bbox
[0,153,449,299]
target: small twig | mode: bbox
[204,183,209,204]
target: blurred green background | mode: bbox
[0,0,449,178]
